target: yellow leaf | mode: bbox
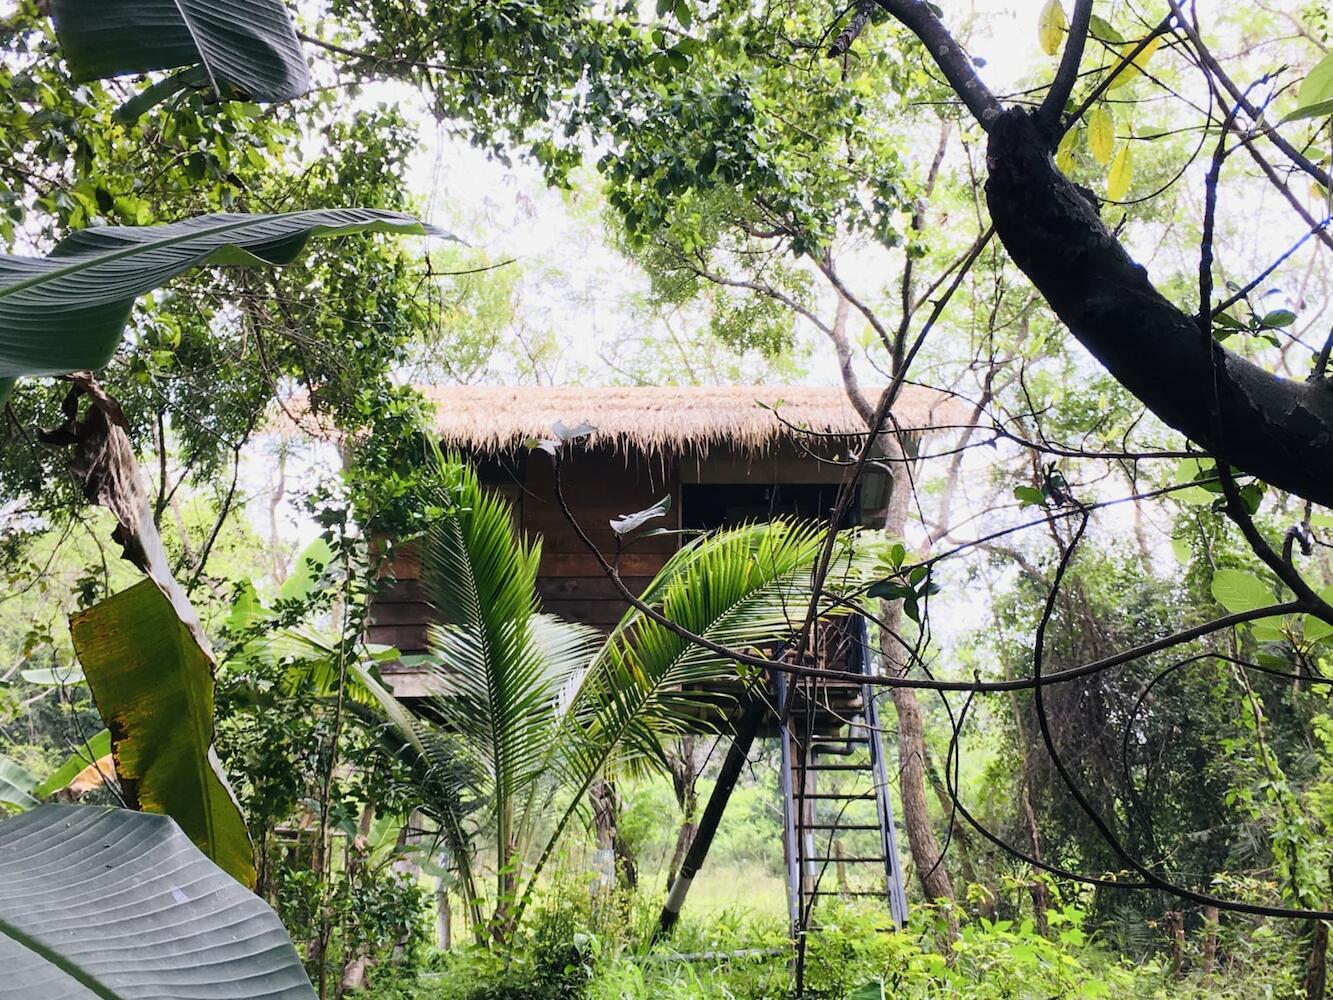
[1108,35,1162,90]
[67,754,115,795]
[1107,143,1133,201]
[1055,127,1078,173]
[1087,106,1115,164]
[1038,0,1067,57]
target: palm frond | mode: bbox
[513,520,862,923]
[418,459,556,799]
[569,520,848,763]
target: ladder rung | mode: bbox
[798,792,876,800]
[798,823,881,830]
[798,763,870,772]
[806,857,887,863]
[814,736,870,744]
[806,891,887,897]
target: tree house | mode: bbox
[369,384,959,935]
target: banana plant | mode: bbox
[8,209,442,884]
[388,453,868,937]
[71,580,258,886]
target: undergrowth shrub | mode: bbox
[359,891,1314,1000]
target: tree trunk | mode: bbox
[878,436,956,914]
[665,737,701,889]
[925,755,992,919]
[590,776,637,890]
[1165,910,1185,977]
[1023,792,1050,937]
[888,681,955,906]
[1307,920,1328,1000]
[1201,904,1219,976]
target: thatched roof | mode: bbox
[420,384,963,454]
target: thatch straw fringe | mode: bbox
[417,384,963,455]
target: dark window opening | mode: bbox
[681,483,859,532]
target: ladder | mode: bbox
[777,615,909,935]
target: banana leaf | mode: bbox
[0,805,315,999]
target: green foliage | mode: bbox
[358,898,1327,1000]
[1284,51,1333,121]
[399,454,866,936]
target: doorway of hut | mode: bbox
[680,482,861,531]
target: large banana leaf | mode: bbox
[0,209,437,405]
[69,580,255,887]
[50,0,308,107]
[0,805,316,999]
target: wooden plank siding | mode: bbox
[369,441,864,704]
[369,447,681,656]
[518,445,680,625]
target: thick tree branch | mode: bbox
[984,108,1333,507]
[1038,0,1093,128]
[872,0,1001,127]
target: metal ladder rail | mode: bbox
[775,670,805,935]
[857,613,910,927]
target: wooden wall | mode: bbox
[521,446,680,627]
[368,441,860,678]
[368,447,681,655]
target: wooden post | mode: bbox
[1201,904,1218,976]
[656,696,767,939]
[1165,911,1185,977]
[1306,920,1328,1000]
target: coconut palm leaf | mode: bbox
[418,462,574,805]
[0,209,438,405]
[563,521,835,780]
[50,0,309,112]
[415,457,609,923]
[513,520,864,923]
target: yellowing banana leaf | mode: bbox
[70,580,256,887]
